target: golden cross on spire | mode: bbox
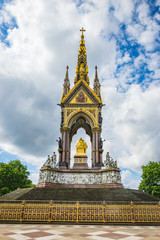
[80,27,86,36]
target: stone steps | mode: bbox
[14,187,159,202]
[0,188,33,201]
[0,187,159,202]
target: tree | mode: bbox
[0,160,35,196]
[139,161,160,198]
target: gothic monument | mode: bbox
[38,28,123,188]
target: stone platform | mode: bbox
[38,167,122,188]
[37,182,123,188]
[0,187,159,202]
[38,152,123,188]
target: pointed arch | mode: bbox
[67,111,95,141]
[66,110,96,129]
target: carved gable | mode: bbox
[61,80,102,105]
[70,89,93,104]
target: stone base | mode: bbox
[38,167,122,187]
[37,182,123,188]
[72,163,88,169]
[73,155,88,169]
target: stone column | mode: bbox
[58,133,63,164]
[66,132,70,167]
[91,136,93,166]
[100,149,102,163]
[62,131,66,163]
[92,128,103,168]
[92,132,96,167]
[59,130,68,168]
[97,131,103,167]
[96,132,99,164]
[69,141,71,167]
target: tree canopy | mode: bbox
[139,161,160,198]
[0,160,35,196]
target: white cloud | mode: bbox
[155,13,160,21]
[102,83,160,173]
[121,170,141,189]
[137,2,150,25]
[126,2,159,52]
[156,0,160,5]
[116,53,131,65]
[29,172,39,185]
[110,0,134,23]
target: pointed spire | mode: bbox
[62,65,70,98]
[65,65,69,80]
[74,28,89,85]
[94,66,101,98]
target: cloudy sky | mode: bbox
[0,0,160,189]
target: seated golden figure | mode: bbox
[75,138,88,156]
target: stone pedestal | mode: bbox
[37,167,123,188]
[73,155,88,169]
[37,152,123,189]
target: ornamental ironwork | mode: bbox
[0,201,159,223]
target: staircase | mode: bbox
[0,188,33,201]
[14,187,159,202]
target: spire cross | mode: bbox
[80,27,86,36]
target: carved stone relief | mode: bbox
[38,152,121,185]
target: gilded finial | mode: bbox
[74,28,89,85]
[80,27,86,36]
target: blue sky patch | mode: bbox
[0,0,18,46]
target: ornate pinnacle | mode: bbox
[74,28,89,85]
[65,65,69,80]
[62,65,70,98]
[94,66,101,98]
[95,66,98,80]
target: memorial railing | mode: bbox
[0,201,159,223]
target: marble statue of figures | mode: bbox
[43,155,51,167]
[50,152,57,168]
[103,152,118,169]
[103,152,110,168]
[56,137,62,149]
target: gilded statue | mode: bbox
[75,138,88,156]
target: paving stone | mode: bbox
[0,224,160,240]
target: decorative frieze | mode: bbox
[39,168,121,185]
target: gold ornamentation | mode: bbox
[88,110,96,117]
[75,138,88,156]
[76,91,87,103]
[74,28,89,84]
[65,108,98,128]
[0,202,159,223]
[61,79,102,104]
[67,109,74,117]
